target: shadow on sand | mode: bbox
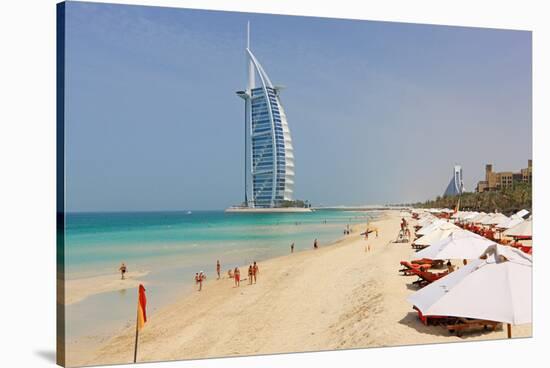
[398,312,504,339]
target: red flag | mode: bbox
[137,284,147,330]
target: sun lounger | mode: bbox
[399,261,430,275]
[446,318,501,337]
[410,268,449,288]
[411,259,444,269]
[412,306,457,326]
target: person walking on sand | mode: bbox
[248,265,253,285]
[234,267,240,287]
[119,262,127,280]
[198,271,206,291]
[313,239,318,249]
[291,242,294,253]
[252,261,259,284]
[216,260,221,280]
[194,272,200,290]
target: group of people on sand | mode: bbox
[200,260,260,289]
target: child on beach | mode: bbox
[313,239,318,249]
[216,260,221,280]
[291,242,294,253]
[252,261,259,284]
[119,262,127,280]
[234,267,240,287]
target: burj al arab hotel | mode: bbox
[235,24,295,209]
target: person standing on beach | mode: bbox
[313,239,318,249]
[248,265,253,285]
[252,261,259,284]
[216,260,221,280]
[234,267,240,287]
[291,242,294,253]
[198,271,206,291]
[119,262,127,280]
[194,272,200,290]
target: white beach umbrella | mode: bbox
[479,213,502,225]
[461,212,479,221]
[496,217,524,230]
[503,220,532,237]
[484,213,509,226]
[515,209,530,219]
[417,220,458,236]
[415,230,496,260]
[407,255,532,328]
[481,243,532,264]
[414,226,462,247]
[468,212,487,224]
[417,216,436,228]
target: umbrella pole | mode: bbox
[507,323,512,339]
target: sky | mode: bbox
[64,1,532,212]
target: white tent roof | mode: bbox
[503,220,532,237]
[407,256,532,325]
[415,230,496,260]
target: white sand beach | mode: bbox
[67,211,531,367]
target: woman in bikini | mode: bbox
[234,267,240,287]
[252,261,259,284]
[248,265,253,284]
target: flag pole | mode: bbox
[133,296,140,363]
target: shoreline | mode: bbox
[64,271,149,305]
[66,210,530,367]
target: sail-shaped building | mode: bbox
[443,165,465,197]
[236,24,295,208]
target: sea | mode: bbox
[63,209,380,343]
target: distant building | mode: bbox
[235,24,295,208]
[476,160,532,193]
[443,165,464,197]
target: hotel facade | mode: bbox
[236,25,295,208]
[476,160,532,193]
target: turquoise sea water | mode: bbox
[64,209,379,342]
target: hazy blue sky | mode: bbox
[64,2,532,211]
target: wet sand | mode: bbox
[65,271,149,305]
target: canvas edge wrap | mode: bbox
[56,2,66,366]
